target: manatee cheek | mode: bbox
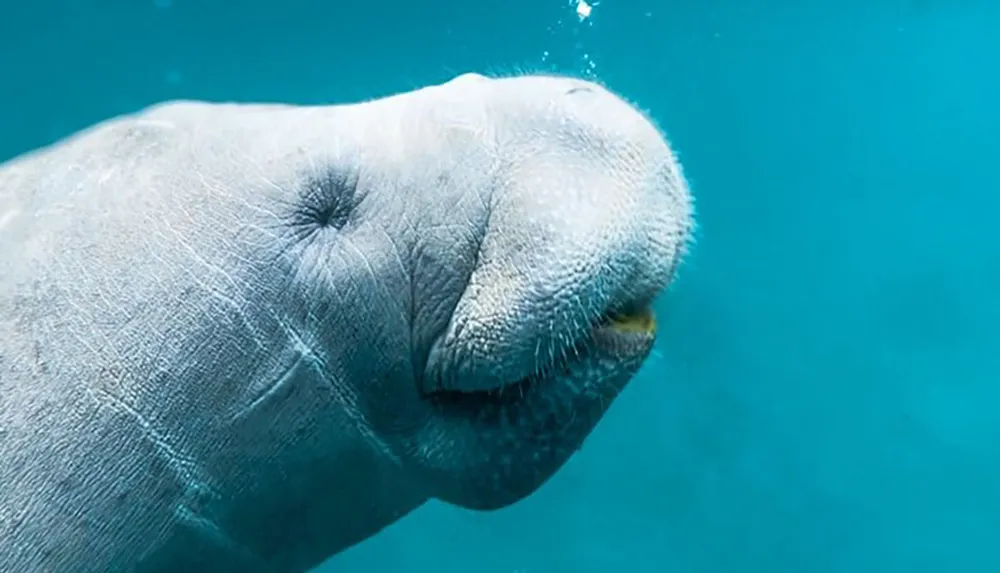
[409,258,472,368]
[405,208,491,387]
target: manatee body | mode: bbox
[0,73,693,572]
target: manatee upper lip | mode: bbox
[423,298,657,400]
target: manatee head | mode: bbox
[222,72,694,513]
[306,72,694,510]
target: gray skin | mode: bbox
[0,73,693,572]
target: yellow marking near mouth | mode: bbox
[608,308,657,334]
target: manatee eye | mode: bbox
[297,165,359,231]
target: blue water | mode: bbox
[2,1,999,571]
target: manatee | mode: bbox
[0,73,694,572]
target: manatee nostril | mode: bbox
[565,86,593,96]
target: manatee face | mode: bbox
[325,73,694,510]
[84,72,692,519]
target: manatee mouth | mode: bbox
[425,303,656,408]
[414,297,660,510]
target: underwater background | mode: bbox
[2,0,998,571]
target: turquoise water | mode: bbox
[2,1,999,571]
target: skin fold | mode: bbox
[0,73,693,572]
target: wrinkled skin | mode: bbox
[0,73,693,572]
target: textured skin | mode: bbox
[0,73,693,572]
